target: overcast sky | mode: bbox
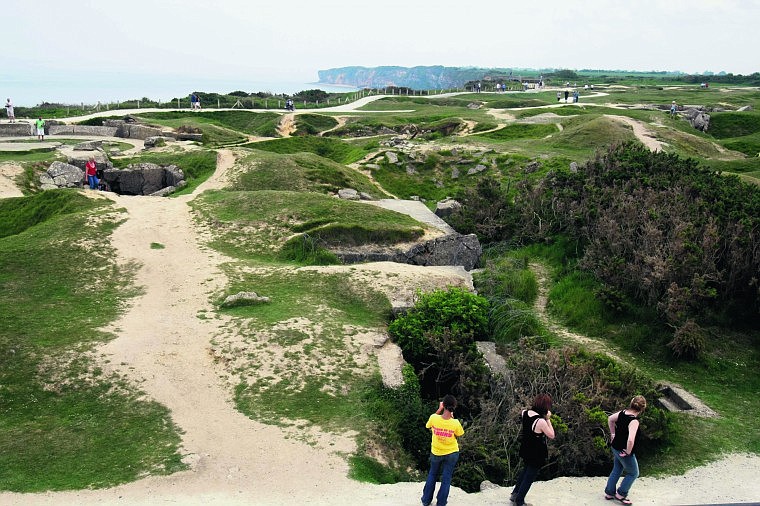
[3,0,758,105]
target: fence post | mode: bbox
[177,98,180,108]
[218,98,220,109]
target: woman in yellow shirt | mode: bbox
[421,394,465,506]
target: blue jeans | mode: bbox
[511,461,540,505]
[605,448,639,497]
[87,174,99,190]
[421,451,459,506]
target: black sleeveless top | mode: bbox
[519,411,548,465]
[611,410,639,454]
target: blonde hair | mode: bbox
[629,395,647,412]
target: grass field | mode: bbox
[1,80,758,492]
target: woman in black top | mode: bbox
[511,393,555,506]
[604,395,647,505]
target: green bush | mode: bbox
[668,319,707,360]
[388,287,490,365]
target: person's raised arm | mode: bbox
[539,410,555,439]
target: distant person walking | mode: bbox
[421,395,464,506]
[557,91,562,102]
[604,395,647,505]
[564,90,570,102]
[190,93,201,111]
[35,117,45,140]
[85,156,99,190]
[5,98,14,122]
[670,100,677,117]
[511,393,555,506]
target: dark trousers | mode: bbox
[511,461,540,505]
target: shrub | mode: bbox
[388,288,489,365]
[458,342,671,491]
[388,288,491,414]
[514,142,760,350]
[668,319,707,360]
[446,177,517,241]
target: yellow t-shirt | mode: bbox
[426,414,464,456]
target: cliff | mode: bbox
[317,65,518,89]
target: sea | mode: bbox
[1,74,358,108]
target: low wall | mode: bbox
[48,125,119,137]
[0,123,33,136]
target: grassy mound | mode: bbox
[191,190,426,263]
[232,150,381,197]
[293,114,339,135]
[548,115,635,150]
[243,136,372,164]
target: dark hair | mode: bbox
[531,393,553,417]
[442,394,457,412]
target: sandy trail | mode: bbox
[605,114,664,152]
[0,162,24,198]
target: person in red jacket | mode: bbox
[85,156,98,190]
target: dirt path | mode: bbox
[605,114,664,152]
[530,263,623,361]
[0,162,24,198]
[276,113,296,137]
[319,116,348,136]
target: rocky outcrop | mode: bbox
[476,341,506,375]
[434,198,462,218]
[102,163,185,196]
[683,108,710,132]
[103,119,165,140]
[144,136,171,148]
[221,291,270,308]
[40,161,84,189]
[333,232,481,271]
[73,140,103,151]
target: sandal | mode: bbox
[604,494,615,500]
[615,494,633,505]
